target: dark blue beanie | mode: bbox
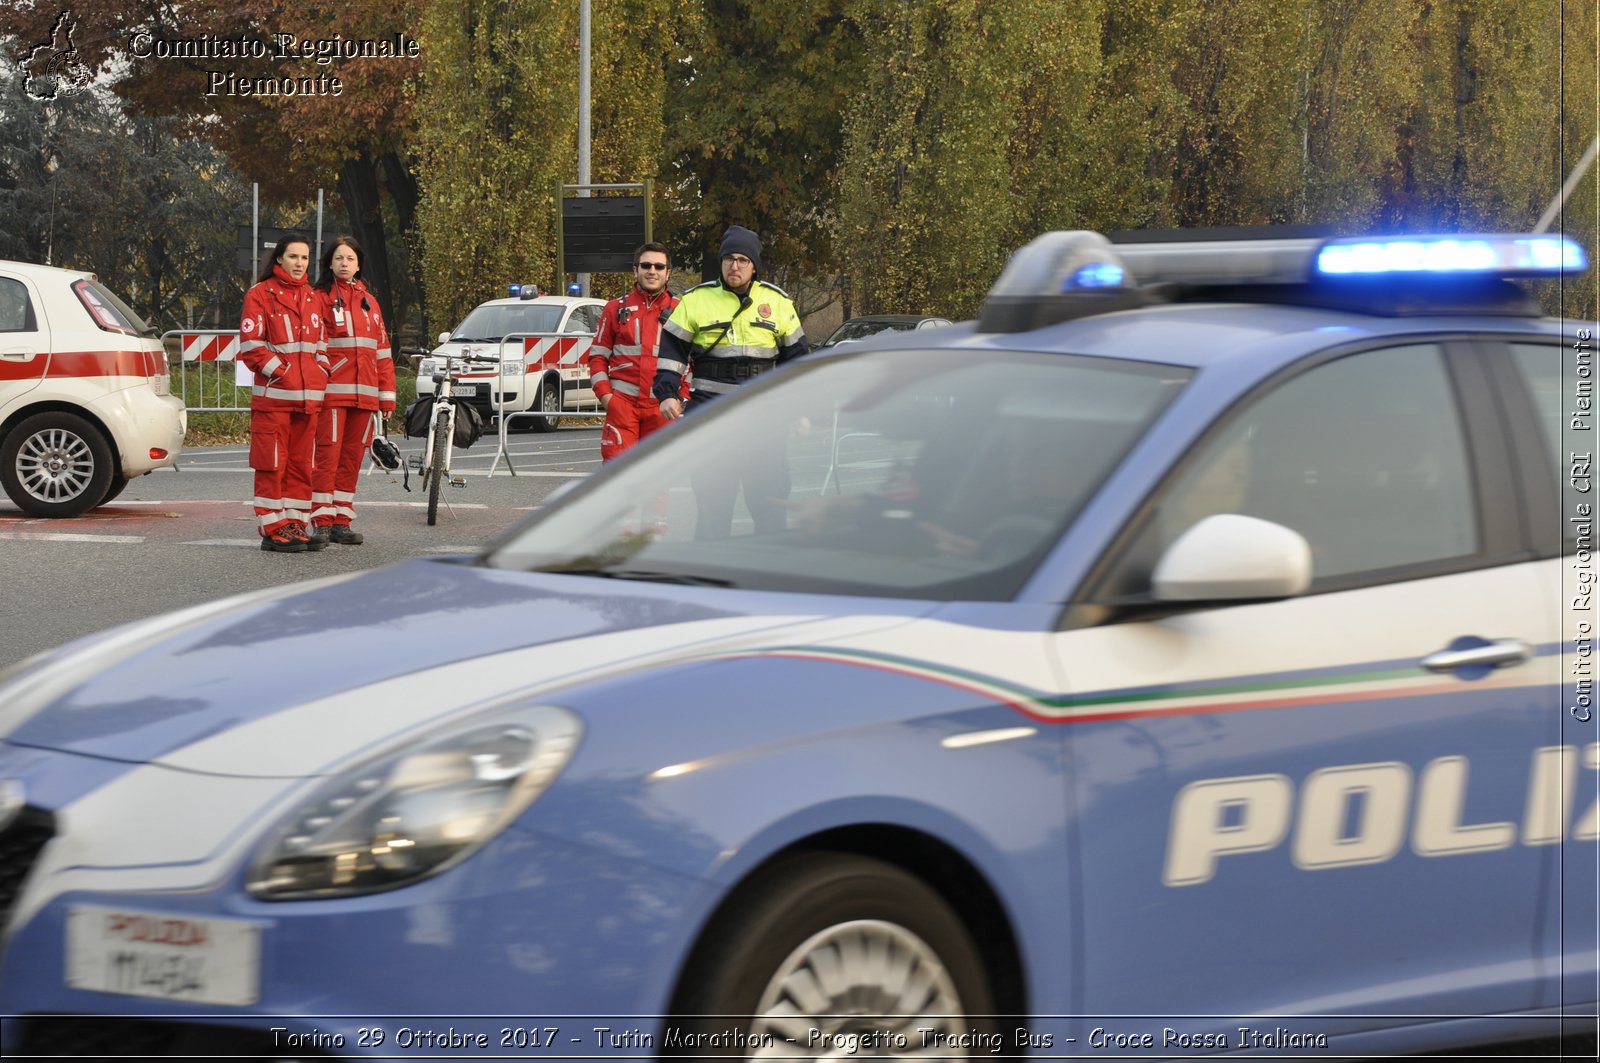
[719,226,761,272]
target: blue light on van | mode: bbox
[1316,235,1587,277]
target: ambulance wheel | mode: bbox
[529,375,561,433]
[1,411,115,518]
[664,853,996,1058]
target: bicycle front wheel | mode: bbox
[427,410,450,525]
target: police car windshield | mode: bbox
[487,348,1191,601]
[450,304,565,343]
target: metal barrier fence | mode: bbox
[165,330,250,414]
[483,331,602,477]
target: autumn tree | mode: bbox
[836,0,1033,320]
[0,1,424,334]
[660,0,863,286]
[0,63,245,329]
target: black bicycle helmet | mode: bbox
[371,435,402,470]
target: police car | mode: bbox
[0,230,1594,1059]
[415,287,606,432]
[0,260,185,517]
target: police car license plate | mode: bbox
[455,383,483,397]
[66,906,262,1005]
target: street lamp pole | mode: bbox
[577,0,591,296]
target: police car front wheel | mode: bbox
[1,411,115,518]
[664,853,997,1057]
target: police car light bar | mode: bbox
[1315,234,1587,277]
[979,229,1592,331]
[509,283,541,299]
[978,232,1144,332]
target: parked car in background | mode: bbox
[416,287,606,431]
[0,261,185,517]
[813,313,952,349]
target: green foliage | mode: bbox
[0,65,246,330]
[660,0,863,278]
[415,0,580,328]
[837,0,1034,320]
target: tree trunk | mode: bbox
[338,155,394,330]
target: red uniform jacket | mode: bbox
[239,268,328,412]
[588,286,688,402]
[316,279,396,412]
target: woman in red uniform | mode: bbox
[239,233,329,553]
[310,235,396,545]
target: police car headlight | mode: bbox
[247,704,582,899]
[500,359,523,375]
[417,357,438,375]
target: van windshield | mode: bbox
[449,304,565,343]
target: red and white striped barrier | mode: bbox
[181,333,241,362]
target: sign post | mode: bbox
[556,180,653,291]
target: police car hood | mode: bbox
[0,559,925,775]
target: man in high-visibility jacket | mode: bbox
[652,226,809,538]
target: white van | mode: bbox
[415,291,605,432]
[0,261,186,517]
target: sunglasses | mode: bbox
[636,261,669,271]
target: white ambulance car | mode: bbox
[0,261,186,517]
[415,288,606,432]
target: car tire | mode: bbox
[98,473,129,507]
[1,411,115,518]
[664,853,997,1058]
[529,375,560,433]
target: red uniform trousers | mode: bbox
[599,392,672,462]
[251,408,318,535]
[312,407,378,527]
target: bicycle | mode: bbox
[416,351,498,525]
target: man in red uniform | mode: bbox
[238,234,330,552]
[311,235,397,545]
[588,243,686,461]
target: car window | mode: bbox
[0,278,34,332]
[1504,341,1579,549]
[566,305,600,334]
[488,348,1190,600]
[1506,341,1565,486]
[1110,343,1478,594]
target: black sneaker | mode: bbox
[261,528,308,553]
[309,523,332,546]
[325,525,364,545]
[288,522,327,552]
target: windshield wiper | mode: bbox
[537,567,735,587]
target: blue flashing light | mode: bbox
[566,282,583,296]
[1316,234,1587,277]
[1066,263,1126,290]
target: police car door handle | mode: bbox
[1421,639,1532,673]
[0,346,35,360]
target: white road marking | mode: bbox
[180,539,263,547]
[0,532,144,543]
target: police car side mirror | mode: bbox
[1152,514,1311,602]
[438,331,452,345]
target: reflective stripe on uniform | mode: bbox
[325,382,382,399]
[696,344,772,361]
[610,379,641,397]
[254,385,326,402]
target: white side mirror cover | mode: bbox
[1153,514,1312,602]
[438,331,452,345]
